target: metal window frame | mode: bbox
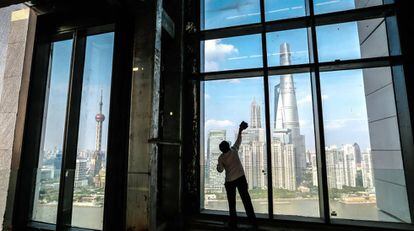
[12,12,133,231]
[196,0,414,229]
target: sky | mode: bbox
[42,33,114,153]
[38,0,384,153]
[202,0,385,152]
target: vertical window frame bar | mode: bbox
[259,0,274,219]
[56,30,87,229]
[307,0,331,223]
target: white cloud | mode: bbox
[205,119,235,128]
[297,94,328,106]
[204,39,238,72]
[325,118,365,130]
[205,94,211,100]
[226,79,240,84]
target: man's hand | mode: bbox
[239,121,248,131]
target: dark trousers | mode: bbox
[224,175,257,228]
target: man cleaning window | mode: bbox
[217,121,258,230]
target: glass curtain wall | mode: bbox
[199,0,412,225]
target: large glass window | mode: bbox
[202,0,260,30]
[266,28,310,67]
[316,18,389,62]
[28,29,115,230]
[269,73,319,217]
[202,77,268,214]
[265,0,306,22]
[71,32,114,230]
[32,39,73,224]
[202,34,263,72]
[321,67,410,223]
[314,0,384,15]
[199,0,411,227]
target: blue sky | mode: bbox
[202,0,379,30]
[42,33,114,153]
[202,0,380,151]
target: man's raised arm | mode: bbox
[232,121,248,151]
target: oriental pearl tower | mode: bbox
[93,90,105,177]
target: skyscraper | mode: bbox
[274,42,306,186]
[206,130,226,192]
[361,149,374,190]
[326,145,345,189]
[271,140,296,190]
[240,99,266,189]
[343,144,357,187]
[250,98,261,128]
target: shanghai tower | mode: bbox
[275,43,306,185]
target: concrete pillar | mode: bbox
[126,0,162,230]
[0,6,35,229]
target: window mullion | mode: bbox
[56,30,87,229]
[307,0,330,224]
[259,0,274,219]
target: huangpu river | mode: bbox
[34,204,104,229]
[205,199,400,222]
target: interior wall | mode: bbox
[0,6,35,229]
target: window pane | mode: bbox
[314,0,383,15]
[202,0,260,30]
[266,28,310,67]
[269,73,319,217]
[202,77,268,215]
[321,67,411,223]
[32,39,73,223]
[71,32,114,230]
[316,18,389,62]
[265,0,306,22]
[202,34,263,72]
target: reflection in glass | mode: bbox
[202,77,268,214]
[265,0,306,22]
[202,0,260,30]
[266,28,310,67]
[202,34,263,72]
[314,0,383,15]
[320,67,410,223]
[71,33,114,230]
[269,73,319,217]
[316,18,389,62]
[32,39,73,223]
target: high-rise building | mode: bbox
[326,145,345,189]
[273,42,306,187]
[271,140,296,190]
[343,144,357,187]
[310,152,318,187]
[75,159,88,187]
[250,98,261,128]
[353,142,362,166]
[361,149,374,190]
[206,130,226,192]
[240,99,266,189]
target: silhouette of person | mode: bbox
[217,121,257,230]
